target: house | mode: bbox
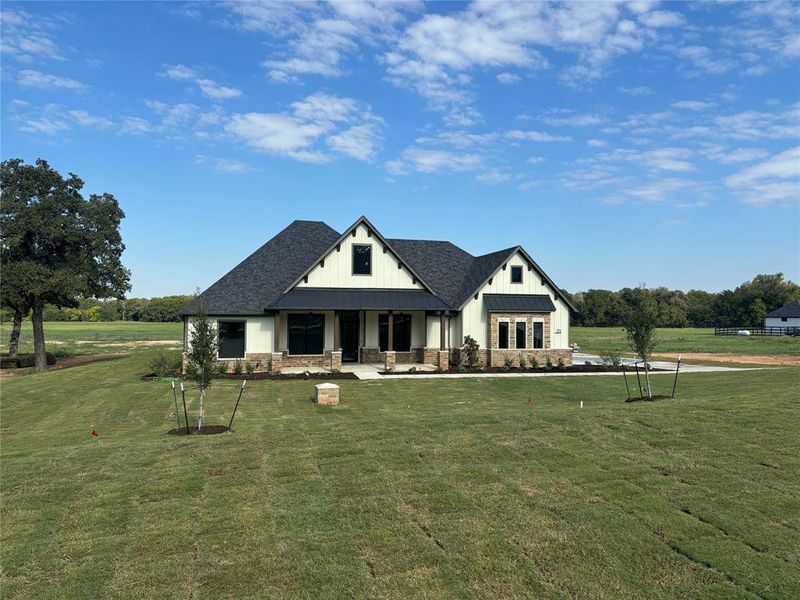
[764,300,800,328]
[179,216,576,372]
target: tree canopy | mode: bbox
[0,158,130,371]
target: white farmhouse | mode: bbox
[764,300,800,329]
[179,216,575,372]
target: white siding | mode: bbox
[765,317,800,327]
[298,222,423,289]
[457,251,570,349]
[187,315,274,356]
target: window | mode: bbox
[511,265,523,284]
[379,313,412,352]
[288,314,324,354]
[516,321,526,349]
[352,244,372,275]
[533,322,544,349]
[781,317,788,322]
[498,321,509,349]
[218,321,245,358]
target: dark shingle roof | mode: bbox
[179,220,340,315]
[181,217,574,315]
[766,300,800,318]
[271,288,448,311]
[484,294,556,313]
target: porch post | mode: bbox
[333,310,341,350]
[387,311,394,351]
[273,312,281,352]
[439,311,446,350]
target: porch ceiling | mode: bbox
[269,288,449,311]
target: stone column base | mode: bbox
[330,351,342,371]
[315,383,340,405]
[384,350,396,372]
[270,352,283,374]
[181,352,189,375]
[436,350,449,371]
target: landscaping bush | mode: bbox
[233,359,243,376]
[531,356,538,369]
[462,335,480,368]
[557,357,566,370]
[518,354,527,369]
[600,352,622,367]
[545,354,553,369]
[503,356,514,371]
[245,361,255,376]
[147,349,182,377]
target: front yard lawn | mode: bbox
[1,353,798,598]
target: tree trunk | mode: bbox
[644,360,652,399]
[8,308,23,358]
[31,298,47,373]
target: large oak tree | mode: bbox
[1,159,130,371]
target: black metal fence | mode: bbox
[714,326,800,336]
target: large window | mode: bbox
[511,265,523,284]
[533,322,544,349]
[379,313,412,352]
[516,321,527,349]
[218,320,245,358]
[288,314,324,355]
[352,244,372,275]
[498,321,509,349]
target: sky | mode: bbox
[1,0,799,298]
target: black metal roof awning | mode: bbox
[483,294,556,313]
[270,288,449,311]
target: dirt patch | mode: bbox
[167,425,230,436]
[652,352,800,366]
[76,340,181,348]
[0,352,128,378]
[625,395,673,403]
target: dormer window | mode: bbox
[352,244,372,275]
[511,265,523,284]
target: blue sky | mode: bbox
[2,1,798,297]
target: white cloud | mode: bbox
[618,85,653,96]
[12,102,113,135]
[505,129,571,142]
[541,112,605,127]
[226,92,383,162]
[0,8,65,62]
[194,155,255,173]
[672,100,715,111]
[385,147,482,174]
[160,64,242,100]
[638,10,684,28]
[587,139,607,148]
[526,156,545,164]
[678,45,734,75]
[496,72,521,84]
[17,69,86,92]
[726,146,800,188]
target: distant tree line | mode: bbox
[38,295,195,322]
[565,273,800,328]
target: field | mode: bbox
[573,326,800,358]
[1,352,799,599]
[0,321,182,358]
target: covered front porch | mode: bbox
[266,288,453,372]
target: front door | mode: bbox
[340,311,360,363]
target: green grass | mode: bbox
[2,353,799,598]
[0,321,182,358]
[573,326,800,356]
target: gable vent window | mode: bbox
[511,266,523,284]
[218,321,245,359]
[352,244,372,275]
[498,321,509,349]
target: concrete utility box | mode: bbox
[314,383,340,406]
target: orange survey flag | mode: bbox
[91,426,98,437]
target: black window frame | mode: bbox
[379,313,412,352]
[287,313,325,355]
[352,244,372,276]
[498,321,509,349]
[511,265,523,284]
[218,320,246,359]
[533,321,544,349]
[781,317,788,322]
[516,321,527,349]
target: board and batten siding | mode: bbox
[458,251,570,349]
[298,223,424,289]
[186,315,274,356]
[765,317,800,327]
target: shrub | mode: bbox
[245,361,255,376]
[557,357,566,370]
[600,352,622,367]
[217,361,229,375]
[457,365,467,374]
[408,366,417,374]
[518,354,527,369]
[503,356,514,371]
[531,356,538,369]
[148,349,181,377]
[186,307,218,389]
[545,354,553,369]
[233,359,243,375]
[462,335,480,368]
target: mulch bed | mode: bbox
[144,371,358,381]
[382,365,669,375]
[625,395,673,403]
[167,425,231,435]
